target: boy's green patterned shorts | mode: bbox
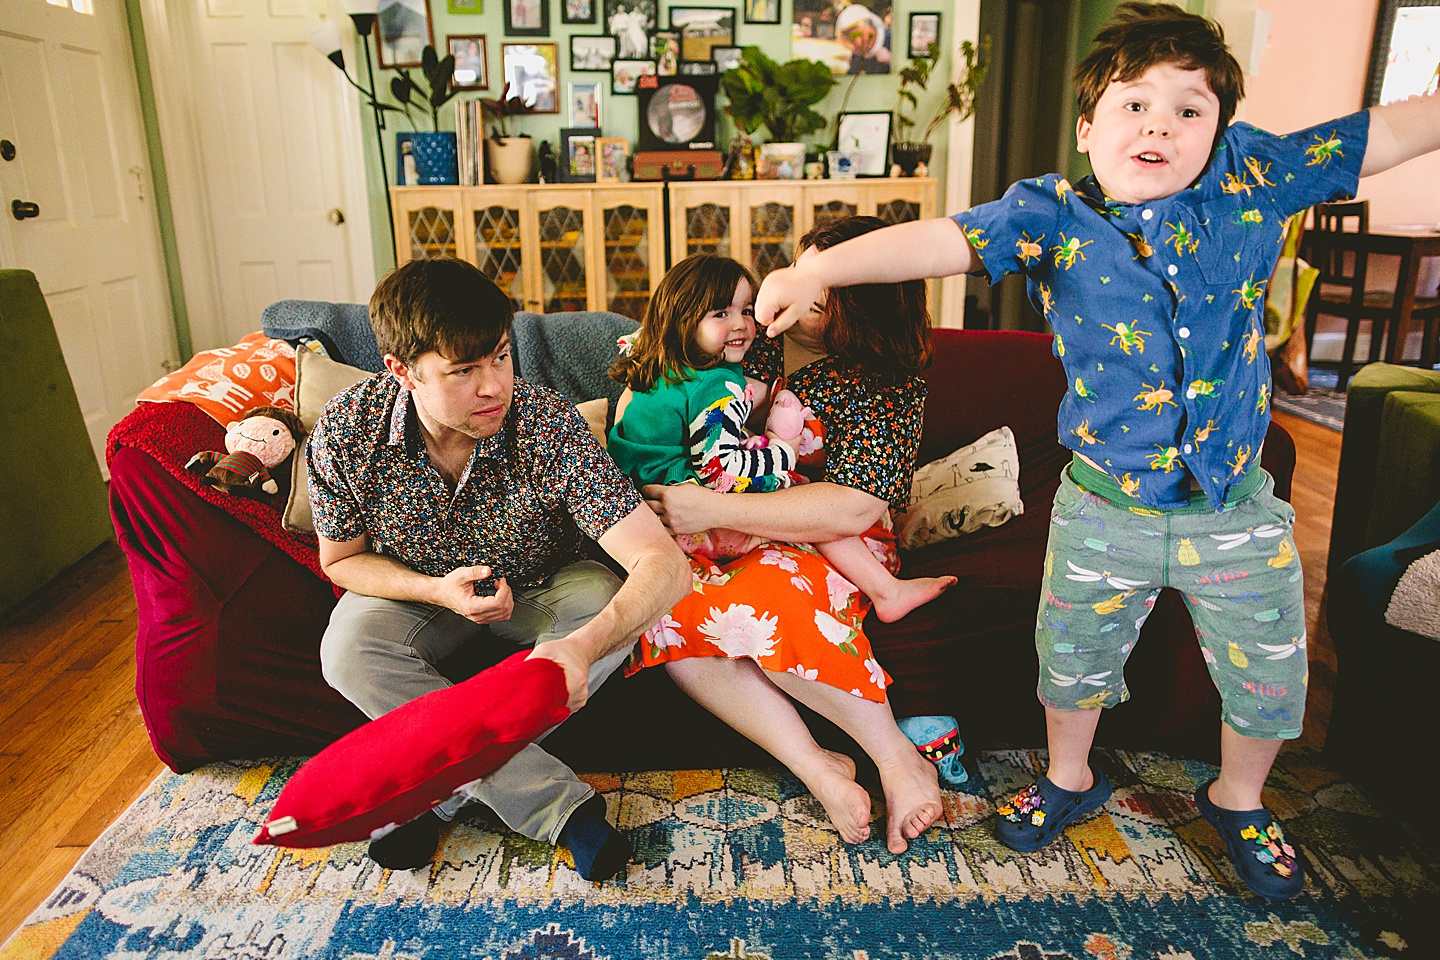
[1036,458,1307,740]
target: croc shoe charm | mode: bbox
[898,715,968,785]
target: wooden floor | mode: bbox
[0,409,1343,943]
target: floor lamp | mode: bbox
[309,4,397,262]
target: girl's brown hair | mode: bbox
[1074,2,1244,151]
[610,254,758,393]
[800,216,931,383]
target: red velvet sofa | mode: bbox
[109,327,1294,774]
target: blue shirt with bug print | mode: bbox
[954,110,1369,510]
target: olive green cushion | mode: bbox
[1331,363,1440,575]
[0,270,112,617]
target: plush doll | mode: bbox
[897,715,969,786]
[186,405,305,499]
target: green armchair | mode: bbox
[1328,363,1440,577]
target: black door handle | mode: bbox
[11,200,39,220]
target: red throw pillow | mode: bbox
[253,651,570,849]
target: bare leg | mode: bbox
[1274,320,1309,395]
[1042,705,1103,793]
[816,536,957,623]
[768,670,941,854]
[664,658,872,843]
[1206,725,1284,811]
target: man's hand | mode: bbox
[754,263,827,338]
[526,639,590,712]
[433,565,515,624]
[641,482,722,536]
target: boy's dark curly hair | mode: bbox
[1074,1,1245,150]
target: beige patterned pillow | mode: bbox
[895,426,1024,550]
[283,349,371,534]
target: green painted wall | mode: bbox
[356,1,959,276]
[124,0,193,360]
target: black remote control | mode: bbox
[472,577,498,598]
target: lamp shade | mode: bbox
[307,22,345,70]
[343,0,379,35]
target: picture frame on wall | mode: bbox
[376,0,434,69]
[908,12,941,59]
[650,30,681,76]
[561,128,598,182]
[571,34,618,71]
[611,58,657,94]
[836,110,892,177]
[447,35,490,89]
[743,0,779,25]
[605,0,658,59]
[1364,0,1440,105]
[669,7,735,63]
[502,42,560,112]
[562,0,597,25]
[679,61,717,76]
[795,0,891,75]
[710,44,743,72]
[596,136,631,182]
[503,0,550,37]
[569,80,604,128]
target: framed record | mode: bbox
[636,74,717,151]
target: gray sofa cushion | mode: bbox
[261,301,637,406]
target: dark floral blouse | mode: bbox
[744,332,926,509]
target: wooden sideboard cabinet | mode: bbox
[392,183,665,320]
[391,178,936,320]
[668,178,936,280]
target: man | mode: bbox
[308,257,690,880]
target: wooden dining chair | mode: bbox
[1303,200,1440,389]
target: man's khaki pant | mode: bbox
[320,559,626,844]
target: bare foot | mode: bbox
[871,575,958,623]
[877,750,942,854]
[796,749,871,844]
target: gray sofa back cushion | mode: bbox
[261,300,638,406]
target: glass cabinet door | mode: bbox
[469,200,525,307]
[600,200,655,321]
[810,197,859,229]
[684,202,733,258]
[745,188,800,280]
[534,199,589,314]
[867,181,930,225]
[393,188,463,263]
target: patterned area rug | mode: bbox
[1272,369,1347,432]
[3,749,1436,960]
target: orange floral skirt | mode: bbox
[627,521,898,702]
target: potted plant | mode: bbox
[390,45,460,184]
[719,46,835,180]
[892,37,990,177]
[479,84,534,185]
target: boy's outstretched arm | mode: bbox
[1360,90,1440,176]
[756,217,977,335]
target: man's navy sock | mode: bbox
[367,811,442,870]
[560,794,632,882]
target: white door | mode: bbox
[0,0,178,467]
[191,0,370,344]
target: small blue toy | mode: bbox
[897,715,968,786]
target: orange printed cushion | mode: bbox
[252,652,570,850]
[138,332,297,426]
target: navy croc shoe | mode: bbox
[995,769,1113,852]
[1195,778,1305,899]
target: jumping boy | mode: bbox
[755,2,1440,898]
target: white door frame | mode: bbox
[135,0,376,354]
[940,0,982,329]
